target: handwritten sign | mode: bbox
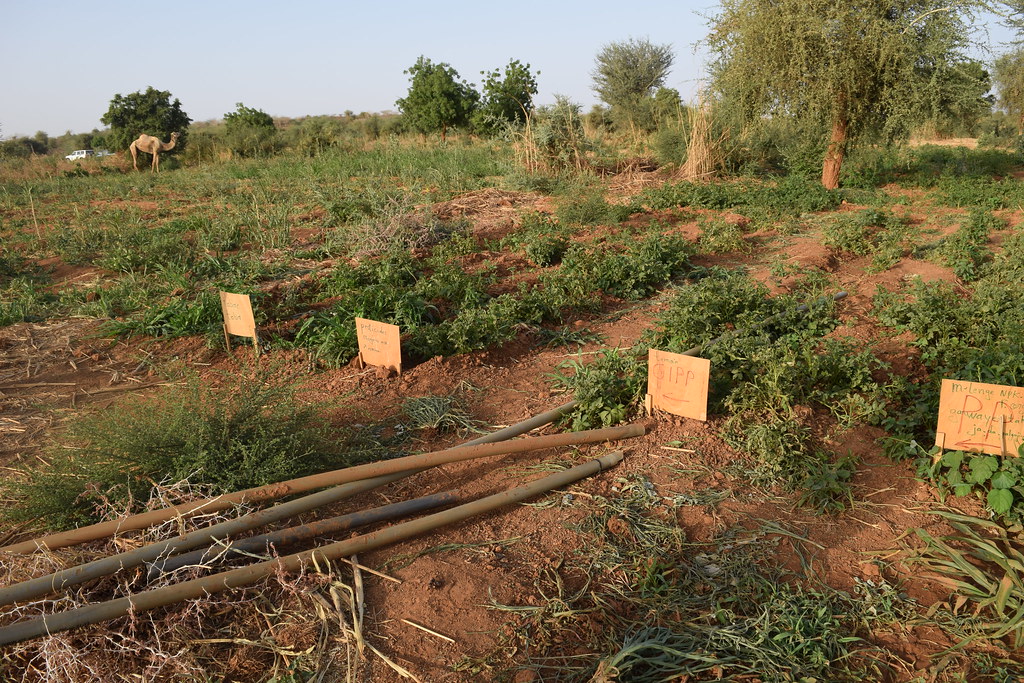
[219,292,258,353]
[936,379,1024,456]
[647,349,710,421]
[356,317,402,374]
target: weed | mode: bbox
[908,510,1024,649]
[556,188,632,226]
[696,216,749,254]
[3,367,351,530]
[920,449,1024,522]
[401,395,484,434]
[937,208,1002,281]
[553,349,647,430]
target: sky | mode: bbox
[0,1,1018,139]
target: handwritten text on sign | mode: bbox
[936,379,1024,456]
[647,349,710,421]
[355,318,402,373]
[219,292,256,339]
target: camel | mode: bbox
[129,132,179,172]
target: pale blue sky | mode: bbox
[0,1,1017,138]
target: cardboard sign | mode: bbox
[936,379,1024,456]
[646,349,710,421]
[219,292,258,353]
[356,317,402,374]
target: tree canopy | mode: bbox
[396,57,479,141]
[223,103,278,157]
[707,0,975,188]
[473,59,540,135]
[100,86,191,153]
[994,48,1024,132]
[592,38,675,133]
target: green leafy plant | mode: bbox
[553,348,647,430]
[923,449,1024,519]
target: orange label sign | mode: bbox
[647,349,710,421]
[219,292,256,339]
[356,318,402,373]
[936,379,1024,456]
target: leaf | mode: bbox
[988,488,1014,516]
[991,470,1017,490]
[941,450,964,469]
[968,456,999,484]
[995,574,1016,616]
[954,484,974,498]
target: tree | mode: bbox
[994,48,1024,133]
[223,102,278,157]
[917,59,992,137]
[396,57,479,141]
[100,86,191,153]
[591,38,675,133]
[473,59,540,135]
[707,0,975,188]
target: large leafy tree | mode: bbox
[223,102,278,157]
[707,0,974,188]
[591,38,675,133]
[994,48,1024,133]
[473,59,540,135]
[101,86,191,153]
[396,57,479,141]
[917,59,992,136]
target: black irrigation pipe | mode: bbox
[145,492,459,581]
[0,451,624,647]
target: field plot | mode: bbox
[3,141,1024,681]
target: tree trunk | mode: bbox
[821,113,848,190]
[441,124,447,142]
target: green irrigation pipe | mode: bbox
[0,451,624,647]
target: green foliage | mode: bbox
[553,349,647,430]
[396,56,479,140]
[640,176,841,218]
[697,216,749,254]
[473,59,539,135]
[100,86,192,152]
[994,48,1024,135]
[592,38,675,132]
[223,102,278,158]
[922,450,1024,521]
[938,208,1002,281]
[560,233,692,300]
[532,96,589,172]
[556,188,631,226]
[3,369,349,530]
[707,0,975,184]
[820,208,917,271]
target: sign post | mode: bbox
[936,379,1024,457]
[355,318,402,375]
[219,292,259,355]
[646,349,710,421]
